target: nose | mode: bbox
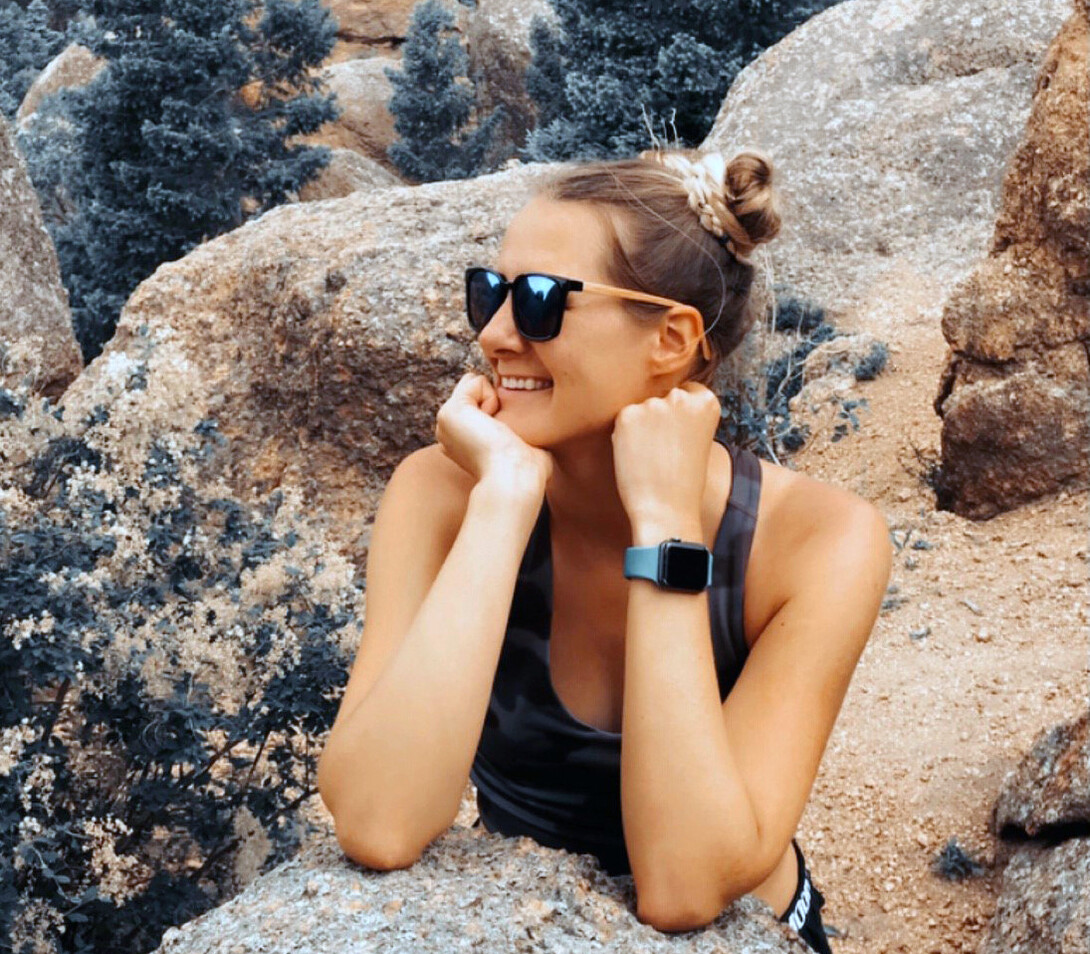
[477,288,526,356]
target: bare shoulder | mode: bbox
[758,458,884,541]
[752,457,889,604]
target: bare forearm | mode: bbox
[320,479,541,857]
[622,513,761,918]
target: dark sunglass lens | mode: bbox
[513,275,564,339]
[467,269,507,331]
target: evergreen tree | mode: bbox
[384,0,505,183]
[524,0,847,162]
[0,0,67,120]
[18,0,340,363]
[525,14,564,130]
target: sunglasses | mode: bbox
[464,266,712,361]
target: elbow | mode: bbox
[332,810,422,871]
[635,869,739,934]
[317,749,422,872]
[636,892,724,934]
[634,847,759,933]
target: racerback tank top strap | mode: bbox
[710,435,762,693]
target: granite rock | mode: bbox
[0,113,81,398]
[706,0,1072,324]
[154,826,803,954]
[934,1,1090,517]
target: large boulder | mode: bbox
[706,0,1073,321]
[981,839,1090,954]
[299,57,400,174]
[982,708,1090,953]
[933,1,1090,518]
[293,148,402,202]
[992,709,1090,841]
[15,43,104,127]
[152,826,803,954]
[55,163,557,570]
[0,113,81,399]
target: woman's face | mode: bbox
[478,195,660,448]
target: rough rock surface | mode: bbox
[294,147,401,201]
[15,43,104,126]
[706,0,1072,322]
[787,332,887,439]
[153,826,801,954]
[992,709,1090,839]
[466,0,558,156]
[298,57,400,173]
[981,838,1090,954]
[323,0,467,57]
[982,705,1090,953]
[934,1,1090,518]
[0,114,81,398]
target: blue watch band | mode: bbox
[624,538,713,591]
[623,544,661,582]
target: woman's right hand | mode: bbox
[435,371,554,495]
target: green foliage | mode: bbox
[0,382,358,954]
[16,0,341,365]
[0,0,67,120]
[384,0,506,183]
[523,0,847,161]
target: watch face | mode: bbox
[659,541,711,592]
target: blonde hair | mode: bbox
[536,147,782,385]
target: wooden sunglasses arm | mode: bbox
[579,280,681,309]
[579,280,712,362]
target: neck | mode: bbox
[543,431,634,556]
[541,430,728,557]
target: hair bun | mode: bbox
[639,147,782,261]
[723,149,782,255]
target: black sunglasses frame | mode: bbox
[464,264,716,360]
[464,266,583,342]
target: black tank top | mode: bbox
[469,437,762,876]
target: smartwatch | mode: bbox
[623,538,713,593]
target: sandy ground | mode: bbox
[785,278,1089,954]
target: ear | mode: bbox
[648,304,706,377]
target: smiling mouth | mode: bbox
[498,384,554,393]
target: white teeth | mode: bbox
[500,377,553,390]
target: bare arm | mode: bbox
[623,501,891,931]
[317,466,543,869]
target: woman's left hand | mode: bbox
[611,381,722,526]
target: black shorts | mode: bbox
[471,816,832,952]
[779,838,833,953]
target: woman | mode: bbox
[317,148,893,953]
